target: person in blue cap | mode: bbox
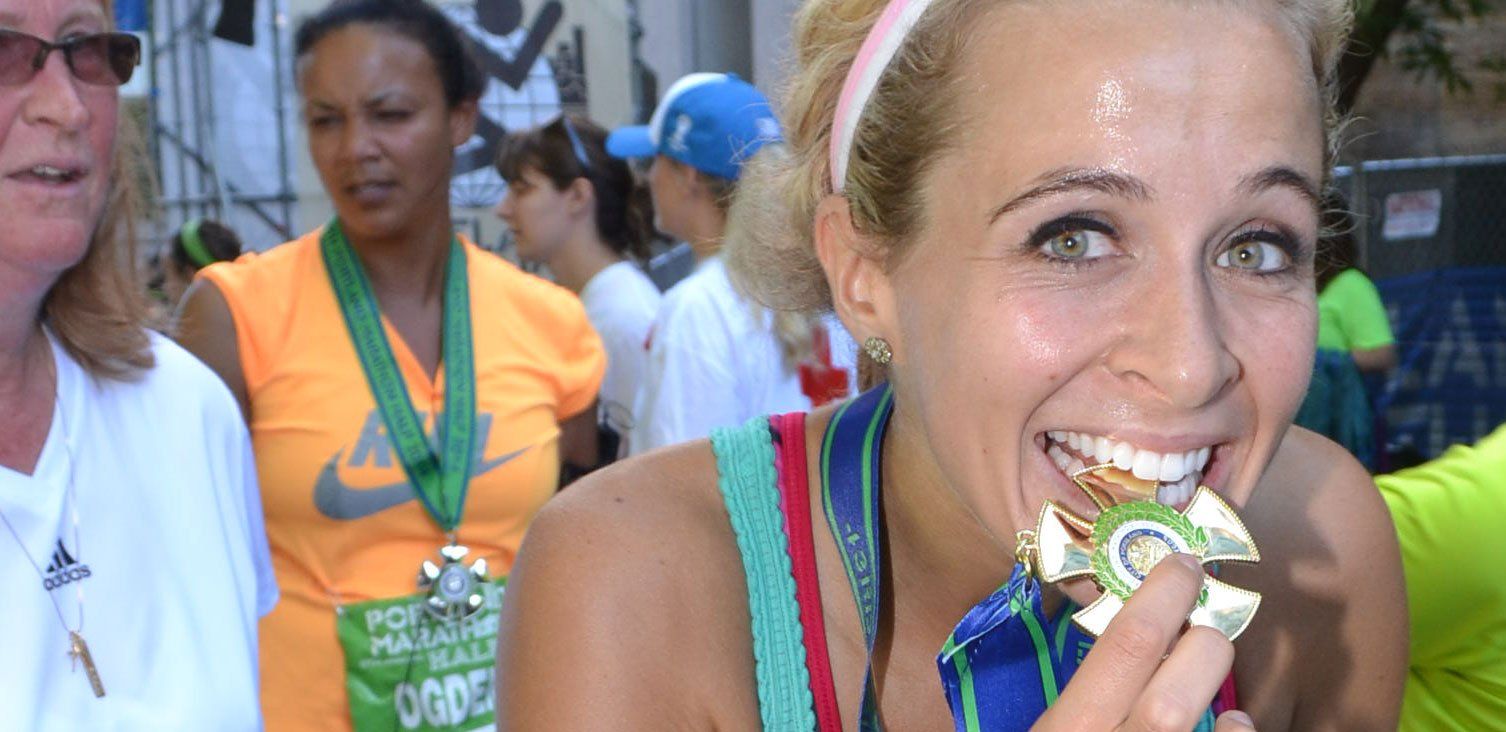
[605,72,811,454]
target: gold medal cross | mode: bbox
[1019,464,1262,640]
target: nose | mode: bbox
[1102,263,1239,410]
[495,190,515,220]
[23,49,92,132]
[339,118,381,163]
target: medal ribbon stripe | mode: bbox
[439,243,476,524]
[939,634,984,732]
[819,398,859,626]
[320,219,476,532]
[819,385,893,730]
[1009,587,1060,705]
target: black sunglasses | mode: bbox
[0,29,141,87]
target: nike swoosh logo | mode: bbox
[314,445,532,521]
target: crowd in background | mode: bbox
[3,0,1502,729]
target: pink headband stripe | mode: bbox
[829,0,938,192]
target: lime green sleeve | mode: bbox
[1319,270,1396,351]
[1377,424,1506,731]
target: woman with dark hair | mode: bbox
[496,114,660,460]
[175,1,604,728]
[160,218,243,306]
[0,0,274,728]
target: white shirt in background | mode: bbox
[0,331,277,731]
[579,260,662,458]
[630,255,811,454]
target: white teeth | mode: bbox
[1154,473,1197,507]
[31,165,71,181]
[1047,430,1218,490]
[1132,450,1161,481]
[1093,436,1113,463]
[1158,452,1186,482]
[1047,445,1070,471]
[1065,455,1086,476]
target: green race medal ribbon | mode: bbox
[321,219,486,619]
[324,220,503,731]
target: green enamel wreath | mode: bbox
[1089,501,1206,599]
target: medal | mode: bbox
[1017,463,1262,640]
[417,541,489,621]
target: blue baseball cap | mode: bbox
[606,73,782,181]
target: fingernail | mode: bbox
[1224,710,1254,727]
[1173,553,1200,571]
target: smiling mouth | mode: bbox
[1044,430,1222,512]
[14,164,87,185]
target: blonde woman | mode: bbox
[0,0,273,727]
[497,0,1406,729]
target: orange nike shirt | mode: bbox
[198,229,604,731]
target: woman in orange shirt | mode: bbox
[176,1,604,729]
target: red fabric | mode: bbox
[770,412,843,732]
[1214,671,1239,716]
[799,326,851,407]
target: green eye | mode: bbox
[1047,230,1093,259]
[1216,240,1290,272]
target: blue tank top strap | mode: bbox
[710,416,818,731]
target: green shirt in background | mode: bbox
[1376,424,1506,731]
[1317,268,1395,351]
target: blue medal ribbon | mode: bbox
[822,385,1216,731]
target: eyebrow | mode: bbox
[988,167,1153,222]
[364,90,414,107]
[1237,165,1322,210]
[988,164,1323,223]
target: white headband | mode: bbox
[829,0,939,192]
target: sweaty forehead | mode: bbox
[940,0,1321,194]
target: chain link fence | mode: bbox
[1331,154,1506,464]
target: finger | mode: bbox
[1046,553,1205,729]
[1213,710,1256,731]
[1120,625,1234,732]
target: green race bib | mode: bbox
[336,580,505,731]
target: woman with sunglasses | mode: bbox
[175,1,604,729]
[0,0,274,729]
[495,114,660,461]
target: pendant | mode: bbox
[417,543,489,622]
[1017,464,1262,641]
[69,631,106,698]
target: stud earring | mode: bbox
[862,336,892,365]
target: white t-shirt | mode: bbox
[0,330,276,731]
[579,260,662,458]
[630,255,811,454]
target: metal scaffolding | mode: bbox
[148,0,297,250]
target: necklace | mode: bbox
[0,386,106,698]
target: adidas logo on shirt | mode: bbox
[41,539,91,592]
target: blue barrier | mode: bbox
[1377,266,1506,460]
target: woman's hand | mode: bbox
[1035,554,1255,731]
